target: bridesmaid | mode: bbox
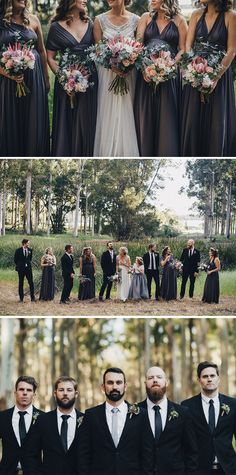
[202,248,220,303]
[160,246,177,301]
[0,0,50,156]
[134,0,187,157]
[93,0,140,157]
[46,0,97,156]
[78,247,96,300]
[181,0,236,156]
[39,247,56,301]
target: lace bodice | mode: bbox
[97,12,140,40]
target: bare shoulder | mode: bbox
[29,13,40,27]
[225,9,236,25]
[190,8,203,22]
[173,14,187,26]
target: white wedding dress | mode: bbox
[117,260,131,301]
[93,12,140,157]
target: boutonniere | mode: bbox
[221,404,230,416]
[77,416,84,428]
[168,409,179,421]
[127,404,140,419]
[32,411,40,425]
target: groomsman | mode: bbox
[78,367,153,475]
[99,242,116,301]
[180,239,200,299]
[28,376,84,475]
[139,366,198,475]
[14,239,35,302]
[60,245,75,304]
[143,244,160,300]
[0,376,43,475]
[182,361,236,475]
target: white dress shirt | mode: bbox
[146,396,168,437]
[148,252,156,270]
[105,400,127,444]
[109,250,114,261]
[12,404,33,446]
[57,408,77,449]
[201,393,220,462]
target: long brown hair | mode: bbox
[2,0,31,26]
[52,0,88,24]
[194,0,232,12]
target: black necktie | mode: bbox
[18,411,27,445]
[208,399,215,433]
[60,415,70,452]
[153,406,162,442]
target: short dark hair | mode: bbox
[15,376,38,392]
[197,361,219,378]
[65,244,72,252]
[54,376,78,391]
[107,241,113,246]
[103,367,126,384]
[22,239,29,245]
[148,243,155,250]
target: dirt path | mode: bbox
[0,283,235,317]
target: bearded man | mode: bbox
[138,366,198,475]
[77,367,153,475]
[27,376,84,475]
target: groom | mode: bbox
[180,239,200,299]
[14,238,35,302]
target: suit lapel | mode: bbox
[7,407,21,447]
[195,394,214,434]
[98,403,116,447]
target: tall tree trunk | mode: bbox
[18,318,27,375]
[218,319,229,394]
[47,163,52,236]
[144,320,151,371]
[25,160,32,235]
[0,319,15,409]
[73,159,84,237]
[225,179,232,239]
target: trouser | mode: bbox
[61,275,73,302]
[180,271,196,298]
[146,270,159,299]
[99,274,113,299]
[18,269,34,301]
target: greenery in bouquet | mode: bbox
[138,43,177,88]
[0,39,35,97]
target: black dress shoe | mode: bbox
[31,298,36,302]
[60,300,68,304]
[99,296,103,301]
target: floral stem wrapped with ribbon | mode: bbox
[87,36,143,95]
[0,41,35,97]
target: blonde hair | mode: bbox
[3,0,31,26]
[119,246,128,255]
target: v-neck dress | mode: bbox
[181,11,236,157]
[0,19,50,156]
[46,20,97,156]
[134,12,180,157]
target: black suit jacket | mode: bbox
[61,254,75,277]
[143,252,159,274]
[0,406,43,475]
[77,401,153,475]
[180,248,200,275]
[14,247,33,272]
[139,399,198,475]
[28,408,84,475]
[100,250,116,276]
[182,393,236,475]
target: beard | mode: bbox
[146,385,167,403]
[56,396,76,409]
[106,389,125,402]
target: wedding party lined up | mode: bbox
[14,239,221,305]
[0,0,236,157]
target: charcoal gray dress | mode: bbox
[78,257,95,300]
[160,255,177,301]
[39,265,56,301]
[202,260,220,303]
[134,12,180,156]
[181,11,236,156]
[128,266,149,300]
[46,20,97,156]
[0,19,49,156]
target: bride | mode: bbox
[93,0,140,157]
[116,247,131,301]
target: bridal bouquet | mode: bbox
[180,42,225,102]
[88,36,143,95]
[138,44,177,87]
[57,50,94,108]
[0,41,35,97]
